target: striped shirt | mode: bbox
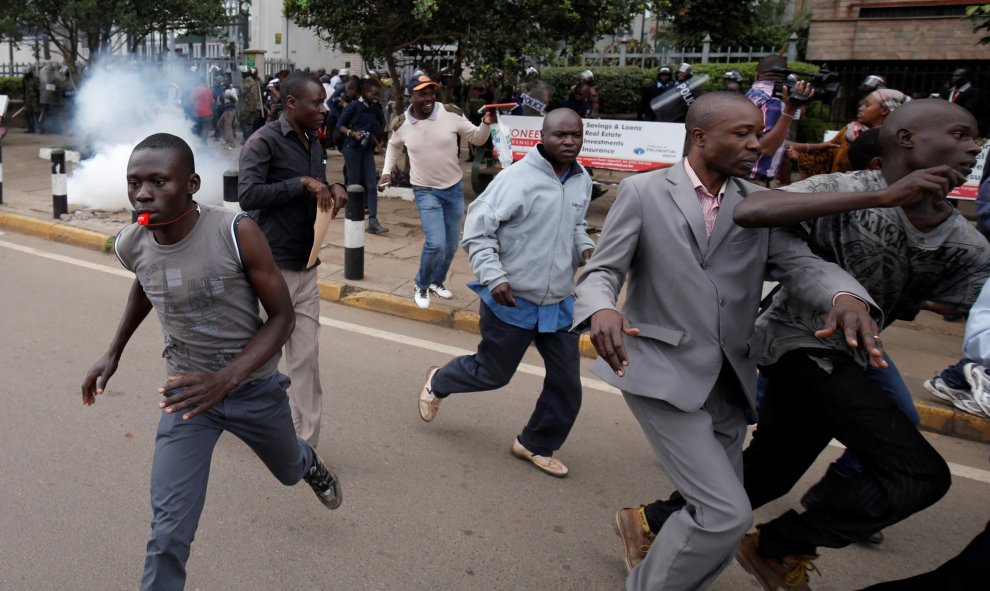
[684,158,726,239]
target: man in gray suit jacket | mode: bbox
[572,92,881,591]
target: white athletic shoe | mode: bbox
[429,283,453,299]
[963,363,990,417]
[414,286,430,309]
[925,374,988,418]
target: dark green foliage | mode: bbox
[539,61,823,117]
[0,76,25,98]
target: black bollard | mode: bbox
[223,170,240,211]
[51,149,67,219]
[344,184,365,280]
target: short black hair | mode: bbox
[358,77,380,92]
[132,133,195,174]
[757,54,787,77]
[848,128,883,171]
[281,72,321,102]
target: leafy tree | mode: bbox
[6,0,228,78]
[283,0,644,110]
[965,4,990,45]
[651,0,797,49]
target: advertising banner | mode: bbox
[496,114,685,172]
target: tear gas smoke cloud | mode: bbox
[67,62,236,210]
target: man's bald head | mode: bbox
[684,92,764,181]
[880,98,975,150]
[685,92,761,132]
[878,98,980,180]
[541,108,584,172]
[544,107,583,135]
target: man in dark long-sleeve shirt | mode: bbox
[239,72,346,448]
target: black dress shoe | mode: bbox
[367,218,389,234]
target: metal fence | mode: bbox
[0,62,33,77]
[579,34,799,68]
[826,60,990,127]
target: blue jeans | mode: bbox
[938,358,975,390]
[141,374,313,590]
[756,351,919,475]
[413,184,464,289]
[342,144,379,219]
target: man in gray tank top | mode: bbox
[81,133,343,591]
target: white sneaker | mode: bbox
[923,376,972,404]
[414,286,430,309]
[926,373,988,418]
[429,283,453,299]
[963,363,990,417]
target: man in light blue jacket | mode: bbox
[416,108,595,477]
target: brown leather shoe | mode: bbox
[418,366,441,422]
[510,437,568,477]
[612,506,655,572]
[735,532,819,590]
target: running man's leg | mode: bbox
[520,328,582,456]
[430,302,533,397]
[280,268,323,448]
[413,187,447,290]
[141,409,223,591]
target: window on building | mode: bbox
[859,5,967,19]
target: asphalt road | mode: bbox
[1,231,988,591]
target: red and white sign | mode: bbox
[496,114,685,172]
[947,143,989,200]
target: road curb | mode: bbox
[3,210,988,444]
[0,211,113,252]
[916,400,990,443]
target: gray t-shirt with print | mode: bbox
[757,169,990,366]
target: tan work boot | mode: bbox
[735,531,819,590]
[612,506,655,572]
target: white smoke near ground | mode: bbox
[67,61,236,211]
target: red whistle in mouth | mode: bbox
[137,212,150,225]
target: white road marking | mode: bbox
[3,237,989,485]
[0,239,132,279]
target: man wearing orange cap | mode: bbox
[379,74,496,309]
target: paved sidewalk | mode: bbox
[1,127,988,443]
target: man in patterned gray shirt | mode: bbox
[732,99,989,589]
[618,99,989,590]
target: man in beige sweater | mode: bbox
[379,74,495,308]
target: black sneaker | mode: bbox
[303,451,343,510]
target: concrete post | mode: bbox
[344,184,365,280]
[51,148,67,219]
[223,169,241,212]
[702,34,712,64]
[787,32,799,63]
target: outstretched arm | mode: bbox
[81,278,152,405]
[734,166,968,228]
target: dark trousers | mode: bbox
[745,349,950,559]
[430,302,582,456]
[859,520,990,590]
[141,373,314,591]
[342,144,379,219]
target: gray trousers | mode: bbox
[141,373,314,591]
[623,363,753,591]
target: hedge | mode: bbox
[540,62,831,142]
[0,76,24,99]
